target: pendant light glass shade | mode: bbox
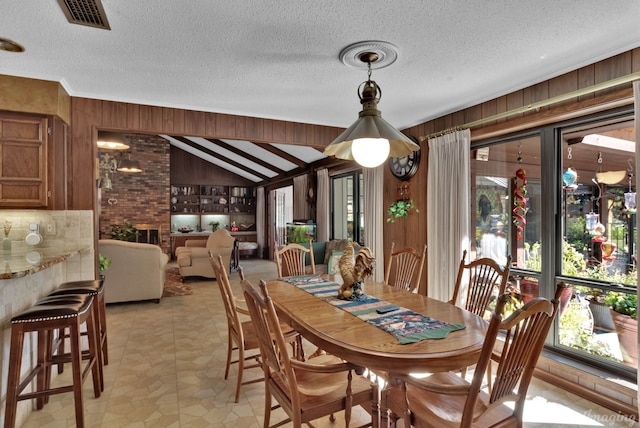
[324,53,419,168]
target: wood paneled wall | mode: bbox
[383,48,640,296]
[68,49,638,294]
[69,98,344,210]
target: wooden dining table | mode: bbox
[265,277,489,374]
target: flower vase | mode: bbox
[2,237,11,251]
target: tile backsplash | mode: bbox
[0,210,95,280]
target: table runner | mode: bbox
[278,276,465,344]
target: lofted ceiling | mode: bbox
[161,135,328,183]
[2,1,640,181]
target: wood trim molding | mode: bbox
[471,87,634,141]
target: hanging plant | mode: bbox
[386,200,419,223]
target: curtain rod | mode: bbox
[419,71,640,142]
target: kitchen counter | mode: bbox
[0,244,89,279]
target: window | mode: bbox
[471,108,637,380]
[331,171,364,245]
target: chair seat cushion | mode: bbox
[387,372,514,427]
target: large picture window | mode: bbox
[471,108,637,380]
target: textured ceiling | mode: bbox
[2,1,640,133]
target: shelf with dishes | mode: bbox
[170,184,255,215]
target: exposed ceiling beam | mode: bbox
[261,144,307,168]
[169,135,270,181]
[206,138,288,175]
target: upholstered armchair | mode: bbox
[175,229,236,279]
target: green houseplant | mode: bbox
[605,290,637,366]
[605,291,637,319]
[99,254,111,272]
[386,200,419,223]
[208,221,220,232]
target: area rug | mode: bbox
[163,267,193,297]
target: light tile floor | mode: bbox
[20,259,638,427]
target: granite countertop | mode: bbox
[0,244,88,279]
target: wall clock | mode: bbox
[389,144,420,181]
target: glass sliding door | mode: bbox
[331,171,364,245]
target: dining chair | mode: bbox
[209,253,305,403]
[383,242,427,293]
[237,263,305,362]
[240,277,375,428]
[381,281,567,428]
[209,252,263,403]
[274,240,315,277]
[449,250,512,318]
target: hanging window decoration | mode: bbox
[512,144,527,241]
[624,158,636,215]
[562,147,578,190]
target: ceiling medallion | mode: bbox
[0,37,25,53]
[339,40,399,70]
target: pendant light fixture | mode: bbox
[324,41,420,168]
[117,154,143,173]
[97,131,130,150]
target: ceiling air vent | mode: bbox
[57,0,111,30]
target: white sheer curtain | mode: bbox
[363,165,385,282]
[427,129,471,302]
[634,80,640,390]
[316,168,330,242]
[293,175,308,220]
[256,186,265,258]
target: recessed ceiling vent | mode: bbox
[57,0,111,30]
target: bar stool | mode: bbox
[4,295,101,428]
[38,291,104,394]
[49,279,108,383]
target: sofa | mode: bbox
[99,239,170,304]
[175,228,236,279]
[302,239,360,275]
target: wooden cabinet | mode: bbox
[170,184,256,233]
[0,113,48,207]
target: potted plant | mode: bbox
[98,253,111,281]
[605,291,637,366]
[208,221,220,232]
[386,199,419,223]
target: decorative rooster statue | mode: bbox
[338,242,375,300]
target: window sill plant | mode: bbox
[386,199,419,223]
[605,291,637,320]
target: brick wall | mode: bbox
[98,134,171,255]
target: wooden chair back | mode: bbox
[209,252,261,402]
[384,242,427,293]
[210,252,244,350]
[274,240,315,277]
[450,250,512,318]
[382,282,566,428]
[241,277,374,427]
